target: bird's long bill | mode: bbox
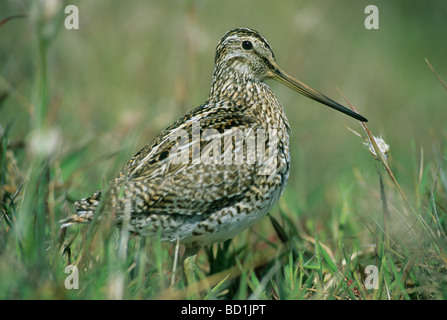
[269,65,368,122]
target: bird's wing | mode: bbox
[107,103,272,217]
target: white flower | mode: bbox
[364,136,390,161]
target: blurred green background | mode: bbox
[1,0,447,299]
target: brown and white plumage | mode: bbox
[61,28,366,280]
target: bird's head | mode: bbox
[214,27,367,122]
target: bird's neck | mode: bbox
[208,64,290,134]
[208,64,267,104]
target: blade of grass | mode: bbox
[425,58,447,91]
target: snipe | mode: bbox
[61,27,367,284]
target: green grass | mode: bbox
[1,0,447,300]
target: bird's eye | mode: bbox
[242,41,253,50]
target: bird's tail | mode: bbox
[60,190,102,228]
